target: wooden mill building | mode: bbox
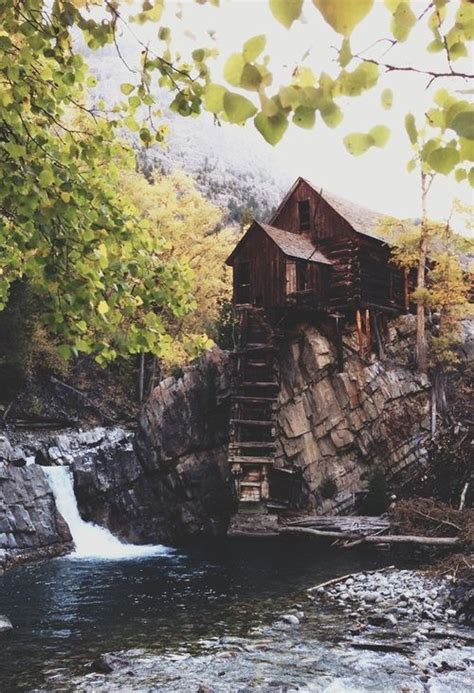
[225,177,410,509]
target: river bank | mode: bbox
[1,541,472,692]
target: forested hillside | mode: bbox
[85,45,289,226]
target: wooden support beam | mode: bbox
[355,309,364,356]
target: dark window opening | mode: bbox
[296,260,307,292]
[298,199,310,231]
[235,261,251,304]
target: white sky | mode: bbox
[123,0,473,233]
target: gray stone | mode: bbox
[0,615,13,635]
[280,614,300,625]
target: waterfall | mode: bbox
[44,466,171,560]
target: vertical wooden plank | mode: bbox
[356,309,364,355]
[365,308,371,355]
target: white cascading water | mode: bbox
[44,465,171,560]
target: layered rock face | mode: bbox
[0,437,72,573]
[73,348,232,544]
[275,317,431,513]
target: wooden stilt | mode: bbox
[365,308,371,355]
[355,309,364,355]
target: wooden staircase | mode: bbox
[228,307,279,508]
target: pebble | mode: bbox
[0,615,12,635]
[280,614,300,626]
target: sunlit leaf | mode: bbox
[312,0,374,36]
[269,0,304,29]
[243,34,266,61]
[254,112,288,144]
[223,92,257,123]
[428,147,460,174]
[381,88,393,110]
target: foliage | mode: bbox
[0,2,212,365]
[388,211,473,369]
[119,169,238,363]
[360,469,390,515]
[319,475,338,500]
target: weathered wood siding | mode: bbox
[232,227,285,308]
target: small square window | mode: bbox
[298,200,310,231]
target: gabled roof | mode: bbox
[270,177,393,243]
[226,221,332,266]
[259,223,332,264]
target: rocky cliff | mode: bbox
[275,317,431,513]
[0,435,72,573]
[74,348,232,543]
[0,316,437,566]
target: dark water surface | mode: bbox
[0,539,393,691]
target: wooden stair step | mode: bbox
[229,456,274,465]
[236,381,279,388]
[229,441,276,448]
[232,396,276,404]
[240,481,262,487]
[230,419,274,427]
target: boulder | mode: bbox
[0,615,13,635]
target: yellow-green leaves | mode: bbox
[405,113,418,145]
[97,300,109,316]
[269,0,304,29]
[39,168,54,188]
[223,53,245,87]
[223,92,257,123]
[313,0,374,36]
[254,112,288,145]
[293,106,316,129]
[120,83,135,96]
[386,1,417,42]
[450,111,474,140]
[243,34,266,61]
[203,83,226,113]
[429,147,460,174]
[381,88,393,110]
[344,125,390,155]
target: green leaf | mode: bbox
[460,137,474,162]
[312,0,374,36]
[223,92,257,123]
[57,345,71,359]
[98,300,109,315]
[469,168,474,188]
[391,1,416,42]
[243,35,266,61]
[455,168,467,182]
[370,125,390,147]
[405,113,417,145]
[381,88,393,110]
[321,102,343,128]
[343,133,373,156]
[203,84,227,113]
[339,38,352,67]
[450,111,474,140]
[39,168,54,187]
[254,112,288,145]
[293,106,316,129]
[269,0,304,29]
[120,83,135,95]
[192,48,205,62]
[449,42,468,60]
[240,63,262,91]
[406,159,416,173]
[427,39,444,53]
[428,147,460,174]
[223,53,245,87]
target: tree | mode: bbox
[1,1,472,365]
[119,168,238,364]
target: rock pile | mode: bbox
[311,569,468,627]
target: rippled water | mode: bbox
[0,539,394,691]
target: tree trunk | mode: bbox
[138,353,145,403]
[416,171,429,373]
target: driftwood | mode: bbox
[459,482,469,512]
[280,526,462,547]
[307,565,395,593]
[347,640,413,654]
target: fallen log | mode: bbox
[307,565,395,593]
[280,526,462,547]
